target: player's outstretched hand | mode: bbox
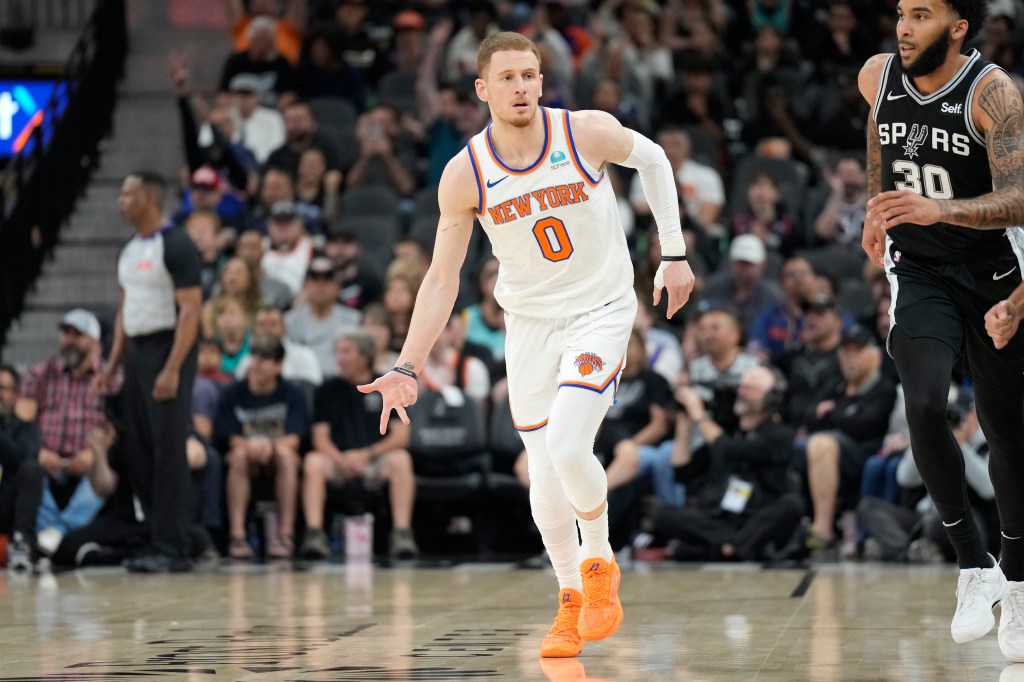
[985,299,1021,350]
[867,190,941,231]
[358,371,418,434]
[654,260,696,319]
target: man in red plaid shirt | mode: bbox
[16,309,122,555]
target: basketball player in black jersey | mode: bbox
[861,0,1024,660]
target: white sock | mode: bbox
[577,505,613,563]
[543,518,583,592]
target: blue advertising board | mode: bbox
[0,80,67,157]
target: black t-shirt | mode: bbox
[778,345,843,427]
[215,379,309,444]
[313,376,387,451]
[605,369,672,436]
[219,53,300,103]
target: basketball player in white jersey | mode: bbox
[359,31,695,658]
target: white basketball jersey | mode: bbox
[467,107,633,319]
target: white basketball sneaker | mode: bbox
[952,554,1009,643]
[1000,582,1024,661]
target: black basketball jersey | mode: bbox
[874,49,1008,261]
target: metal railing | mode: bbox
[0,0,125,349]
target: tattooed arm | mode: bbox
[936,71,1024,229]
[859,55,888,266]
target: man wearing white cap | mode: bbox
[17,309,118,558]
[701,234,783,333]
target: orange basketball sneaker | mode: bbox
[540,588,583,658]
[578,557,623,641]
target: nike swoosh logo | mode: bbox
[993,267,1017,280]
[887,92,907,101]
[486,176,509,188]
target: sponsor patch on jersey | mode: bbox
[574,352,604,377]
[940,102,964,115]
[549,150,570,170]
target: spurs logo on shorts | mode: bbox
[574,352,604,377]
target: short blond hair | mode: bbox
[477,31,542,78]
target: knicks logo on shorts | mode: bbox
[574,352,604,377]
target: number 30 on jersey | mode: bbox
[532,216,574,262]
[892,160,954,199]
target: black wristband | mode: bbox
[662,255,688,262]
[391,366,417,379]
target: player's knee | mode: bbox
[387,449,413,476]
[903,390,947,427]
[303,451,329,477]
[227,447,248,470]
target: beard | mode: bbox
[59,346,86,369]
[899,28,952,79]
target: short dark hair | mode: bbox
[945,0,988,42]
[250,334,286,363]
[128,171,167,208]
[0,364,20,389]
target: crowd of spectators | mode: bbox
[4,0,1024,570]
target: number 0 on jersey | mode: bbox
[533,217,574,262]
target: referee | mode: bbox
[96,171,202,572]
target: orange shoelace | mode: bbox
[550,604,580,637]
[583,569,611,609]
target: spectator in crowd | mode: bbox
[810,0,873,80]
[688,306,762,433]
[235,305,322,386]
[49,423,150,567]
[296,25,366,106]
[742,76,819,174]
[323,229,383,310]
[980,14,1024,78]
[737,25,804,123]
[217,336,308,559]
[18,310,113,557]
[658,56,727,150]
[197,338,234,386]
[362,303,398,376]
[652,366,802,561]
[219,16,300,106]
[600,330,674,491]
[810,154,868,251]
[235,229,296,309]
[461,258,506,363]
[382,259,423,351]
[778,295,844,429]
[444,0,499,84]
[204,257,263,337]
[186,210,227,302]
[748,255,814,363]
[295,147,342,222]
[414,20,486,186]
[247,168,320,236]
[224,0,306,66]
[701,235,783,335]
[732,172,800,257]
[419,313,492,408]
[178,166,247,233]
[300,330,418,560]
[0,365,44,571]
[285,257,362,377]
[266,101,344,175]
[216,73,286,166]
[211,297,253,376]
[633,297,683,384]
[629,127,724,231]
[332,0,388,87]
[346,106,418,196]
[590,78,643,131]
[261,200,315,296]
[794,325,896,553]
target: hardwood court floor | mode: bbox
[1,560,1022,681]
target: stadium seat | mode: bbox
[309,96,358,134]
